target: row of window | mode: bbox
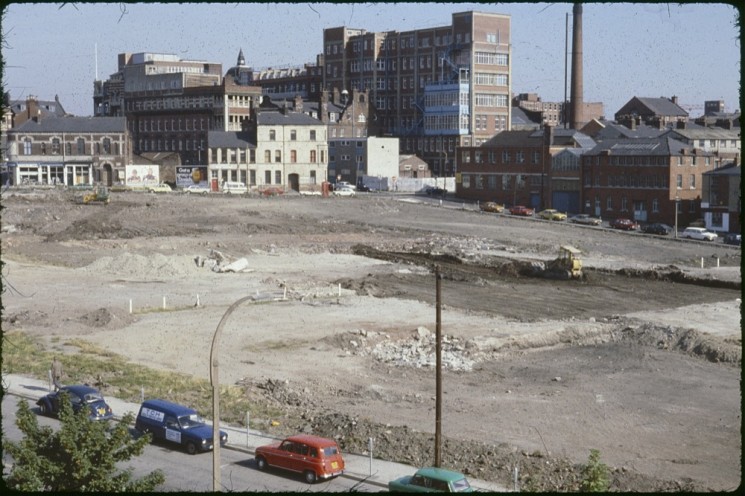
[268,129,319,141]
[137,117,208,133]
[214,169,319,187]
[21,137,119,156]
[462,149,542,165]
[343,31,477,55]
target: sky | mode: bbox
[1,2,741,118]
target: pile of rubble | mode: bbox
[194,248,252,273]
[335,327,478,371]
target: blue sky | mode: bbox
[2,2,740,118]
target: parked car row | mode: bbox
[35,386,473,489]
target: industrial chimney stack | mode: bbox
[570,3,584,129]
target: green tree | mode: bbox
[580,448,611,492]
[4,396,165,491]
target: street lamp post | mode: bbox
[210,295,257,492]
[674,195,680,239]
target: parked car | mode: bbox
[333,186,356,197]
[148,183,172,193]
[641,223,672,235]
[611,218,638,231]
[222,181,248,194]
[479,201,504,213]
[255,434,345,483]
[356,184,371,192]
[509,205,534,216]
[569,214,602,226]
[723,233,741,246]
[682,227,718,241]
[184,185,209,195]
[135,399,228,454]
[37,384,113,421]
[388,467,474,493]
[537,209,567,221]
[425,186,447,196]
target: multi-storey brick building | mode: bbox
[322,11,512,177]
[581,136,716,227]
[94,52,262,165]
[456,126,595,212]
[5,113,129,186]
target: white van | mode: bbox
[221,181,247,195]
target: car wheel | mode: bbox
[39,402,48,416]
[186,442,198,455]
[304,470,317,484]
[256,456,268,470]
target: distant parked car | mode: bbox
[333,186,355,197]
[184,185,209,195]
[335,181,355,191]
[611,218,638,231]
[425,186,447,196]
[148,183,172,193]
[389,467,474,492]
[356,184,371,192]
[569,214,602,226]
[509,205,534,216]
[641,223,672,235]
[723,233,741,246]
[37,385,113,421]
[682,227,717,241]
[479,201,504,213]
[255,434,345,483]
[537,209,567,221]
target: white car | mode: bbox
[682,227,718,241]
[333,187,356,197]
[184,185,209,195]
[148,183,172,193]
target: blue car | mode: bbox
[135,399,228,454]
[37,384,113,421]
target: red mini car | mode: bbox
[255,434,345,483]
[509,205,534,216]
[611,218,638,230]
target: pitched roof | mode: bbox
[207,131,255,148]
[702,163,741,177]
[584,136,706,156]
[11,116,126,133]
[257,108,323,126]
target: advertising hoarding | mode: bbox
[176,166,209,189]
[126,165,159,187]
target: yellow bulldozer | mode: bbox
[74,185,110,205]
[523,245,583,280]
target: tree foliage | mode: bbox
[4,396,165,492]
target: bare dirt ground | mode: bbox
[1,188,741,491]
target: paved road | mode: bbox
[2,373,510,492]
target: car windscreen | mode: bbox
[451,477,471,492]
[178,413,205,429]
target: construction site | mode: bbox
[1,188,741,491]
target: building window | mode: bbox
[50,138,60,155]
[290,130,297,141]
[250,169,256,185]
[264,150,271,163]
[275,170,281,184]
[265,170,271,184]
[688,200,696,213]
[310,130,316,141]
[501,151,510,163]
[275,150,281,163]
[516,151,524,163]
[103,138,111,154]
[23,138,32,155]
[621,196,628,211]
[269,130,276,141]
[76,138,85,155]
[606,196,613,210]
[676,174,682,188]
[652,198,659,213]
[290,150,297,163]
[690,174,696,188]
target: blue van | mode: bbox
[135,399,228,455]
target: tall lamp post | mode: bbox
[674,195,680,239]
[210,295,257,491]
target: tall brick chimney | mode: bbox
[26,95,40,122]
[570,3,583,129]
